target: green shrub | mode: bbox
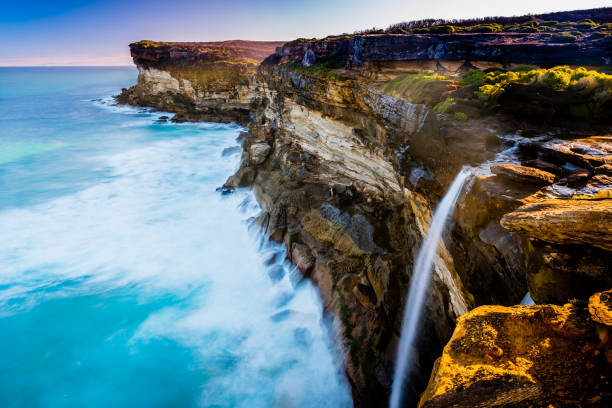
[429,25,455,34]
[434,97,455,113]
[539,67,573,89]
[453,112,468,121]
[413,28,430,34]
[538,25,558,32]
[504,24,521,32]
[569,103,595,118]
[475,83,505,103]
[461,69,486,86]
[550,33,578,43]
[470,24,502,33]
[464,65,612,117]
[576,20,597,30]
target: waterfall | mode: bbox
[390,168,471,408]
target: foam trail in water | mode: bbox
[390,168,471,408]
[0,101,352,406]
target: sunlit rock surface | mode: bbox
[419,290,612,408]
[501,199,612,251]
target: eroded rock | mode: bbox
[491,164,557,185]
[501,198,612,251]
[524,241,612,304]
[419,292,612,408]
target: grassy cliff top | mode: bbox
[381,65,612,123]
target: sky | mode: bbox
[1,0,610,66]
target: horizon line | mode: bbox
[0,64,136,68]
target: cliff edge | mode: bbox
[117,8,611,407]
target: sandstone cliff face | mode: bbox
[117,41,284,123]
[267,32,612,68]
[118,33,611,407]
[222,64,534,406]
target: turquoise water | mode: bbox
[0,67,352,408]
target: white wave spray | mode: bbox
[390,168,471,408]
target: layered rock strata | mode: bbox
[116,40,284,123]
[266,31,612,68]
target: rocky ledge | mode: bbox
[267,31,611,68]
[419,289,612,407]
[118,8,611,407]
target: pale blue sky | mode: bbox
[1,0,610,66]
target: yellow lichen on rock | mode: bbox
[419,292,612,408]
[590,290,612,327]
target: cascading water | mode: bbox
[390,168,471,408]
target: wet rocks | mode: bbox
[249,143,271,165]
[520,158,563,176]
[574,174,612,199]
[541,136,612,169]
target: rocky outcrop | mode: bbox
[267,32,612,68]
[491,164,557,185]
[116,41,284,123]
[419,290,612,408]
[501,199,612,251]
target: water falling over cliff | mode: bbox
[390,168,471,408]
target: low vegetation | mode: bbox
[132,40,169,48]
[381,65,611,121]
[352,7,612,38]
[382,72,450,102]
[453,112,468,121]
[468,65,612,103]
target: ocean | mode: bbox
[0,66,351,408]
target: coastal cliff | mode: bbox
[118,8,612,407]
[116,40,284,123]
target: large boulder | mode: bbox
[419,290,612,408]
[491,164,557,186]
[500,198,612,252]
